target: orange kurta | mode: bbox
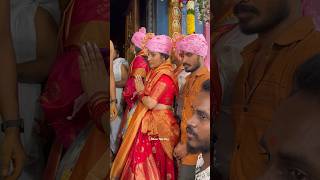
[230,17,320,180]
[180,66,210,165]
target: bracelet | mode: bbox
[1,118,24,133]
[88,92,108,131]
[110,99,117,104]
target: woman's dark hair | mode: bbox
[160,53,170,60]
[135,46,142,53]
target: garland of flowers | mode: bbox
[186,0,195,34]
[196,0,210,22]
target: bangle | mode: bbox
[88,92,108,132]
[110,99,117,104]
[1,118,24,133]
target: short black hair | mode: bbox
[294,54,320,96]
[202,79,210,93]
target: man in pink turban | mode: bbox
[111,34,180,179]
[174,34,210,180]
[118,27,154,142]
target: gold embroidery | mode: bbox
[132,68,147,78]
[150,82,167,101]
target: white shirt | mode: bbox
[195,154,210,180]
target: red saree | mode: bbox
[111,60,180,180]
[118,52,150,141]
[123,52,150,109]
[40,0,108,179]
[41,0,107,149]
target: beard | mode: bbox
[183,56,201,73]
[234,2,289,35]
[187,141,210,154]
[186,126,210,154]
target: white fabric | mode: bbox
[176,68,190,121]
[110,58,128,153]
[9,1,60,179]
[195,154,210,180]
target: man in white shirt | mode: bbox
[186,80,211,180]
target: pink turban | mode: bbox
[146,35,172,55]
[131,27,147,49]
[176,34,208,58]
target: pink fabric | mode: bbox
[41,49,90,147]
[71,0,107,26]
[302,0,320,30]
[176,34,208,58]
[40,0,108,148]
[146,35,173,55]
[131,27,147,49]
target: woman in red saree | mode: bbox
[40,0,108,179]
[118,27,154,143]
[111,35,180,180]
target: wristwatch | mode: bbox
[1,119,24,133]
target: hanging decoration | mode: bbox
[196,0,210,23]
[169,0,182,36]
[186,0,195,34]
[180,0,187,35]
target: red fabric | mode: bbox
[40,0,108,148]
[121,127,176,180]
[123,55,149,109]
[152,75,177,106]
[71,0,107,26]
[41,49,92,148]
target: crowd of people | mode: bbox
[109,28,211,180]
[0,0,108,179]
[2,0,320,179]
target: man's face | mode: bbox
[187,91,210,154]
[259,93,320,180]
[233,0,290,34]
[181,51,201,73]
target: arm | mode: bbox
[140,96,158,109]
[110,41,118,120]
[135,75,168,110]
[0,0,19,121]
[0,0,26,178]
[115,64,128,88]
[17,7,58,83]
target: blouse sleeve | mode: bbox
[149,75,172,102]
[131,56,149,78]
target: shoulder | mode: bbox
[158,74,175,84]
[133,56,148,66]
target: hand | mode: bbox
[110,101,118,121]
[173,142,187,160]
[134,75,145,93]
[79,42,108,98]
[2,128,27,180]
